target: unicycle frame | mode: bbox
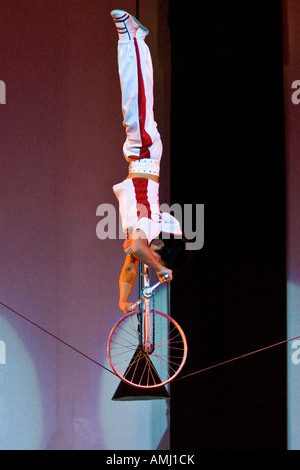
[140,263,154,354]
[128,262,163,354]
[107,262,187,388]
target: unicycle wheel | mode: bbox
[107,310,187,389]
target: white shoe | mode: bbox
[131,15,149,40]
[111,10,149,41]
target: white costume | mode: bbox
[111,11,182,247]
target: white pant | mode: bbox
[113,36,182,244]
[118,37,163,163]
[113,177,182,244]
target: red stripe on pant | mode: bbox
[133,37,152,160]
[132,178,152,220]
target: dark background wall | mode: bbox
[169,0,287,450]
[283,0,300,450]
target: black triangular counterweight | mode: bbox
[112,346,170,401]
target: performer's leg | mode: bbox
[111,11,162,162]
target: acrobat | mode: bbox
[111,10,185,313]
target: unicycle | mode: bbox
[107,263,187,389]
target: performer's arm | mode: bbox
[131,230,173,282]
[119,254,139,313]
[118,230,172,313]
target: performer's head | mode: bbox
[149,235,187,273]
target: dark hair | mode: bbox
[157,235,187,273]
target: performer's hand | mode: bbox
[157,267,173,283]
[119,301,136,315]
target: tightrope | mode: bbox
[175,334,300,382]
[1,299,298,382]
[0,300,115,375]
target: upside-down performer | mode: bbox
[111,10,186,314]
